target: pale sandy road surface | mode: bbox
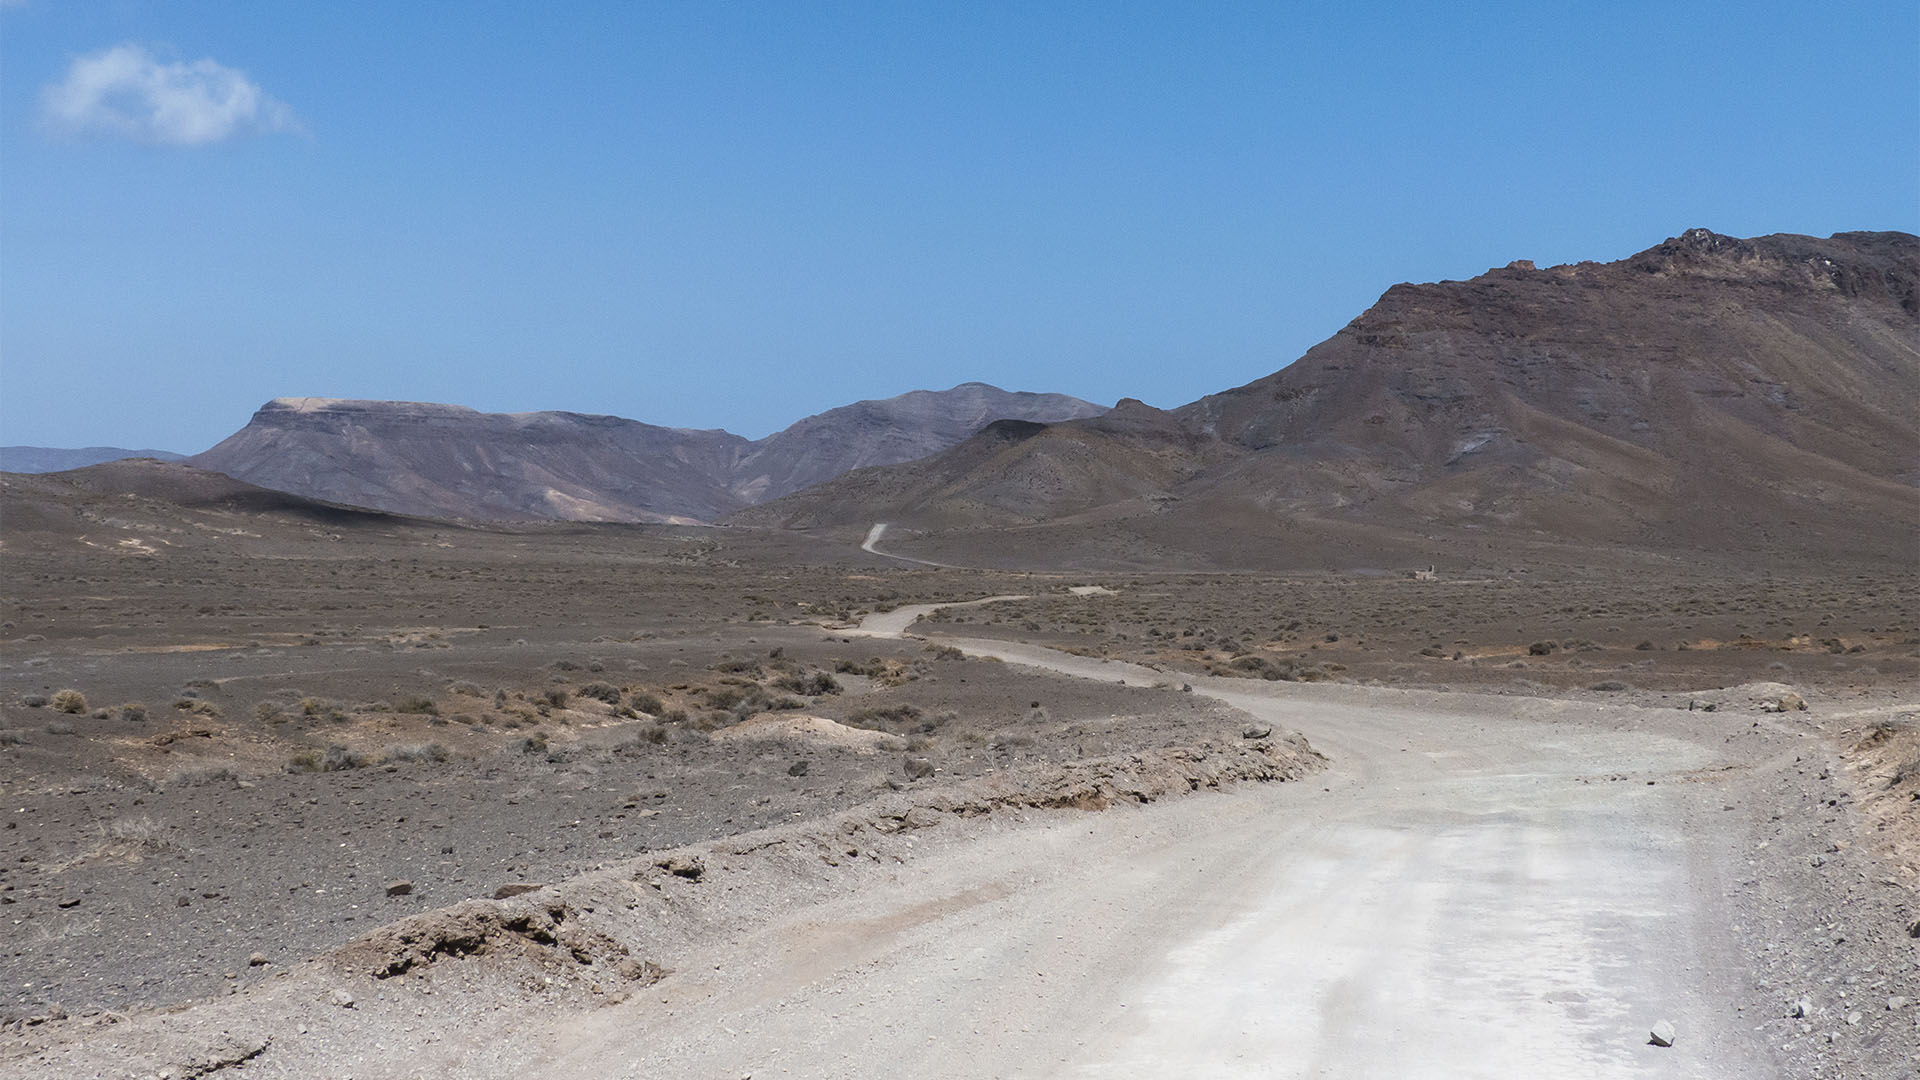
[859,523,963,569]
[499,602,1774,1080]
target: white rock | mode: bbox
[1649,1020,1676,1047]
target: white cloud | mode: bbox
[40,44,301,147]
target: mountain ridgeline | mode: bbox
[0,447,186,474]
[740,229,1920,568]
[39,228,1917,570]
[187,383,1108,524]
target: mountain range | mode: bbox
[185,383,1107,524]
[13,228,1913,571]
[741,229,1919,569]
[0,446,186,473]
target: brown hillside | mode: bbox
[0,459,425,556]
[736,401,1229,531]
[742,229,1920,570]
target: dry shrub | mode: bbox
[167,762,237,786]
[701,685,749,710]
[1893,751,1920,788]
[576,682,622,704]
[846,703,923,731]
[289,745,366,773]
[1221,656,1328,682]
[381,742,450,764]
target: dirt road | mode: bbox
[9,599,1818,1078]
[505,602,1774,1079]
[859,522,964,569]
[847,594,1031,638]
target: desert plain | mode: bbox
[0,460,1914,1078]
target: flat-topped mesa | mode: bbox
[262,397,504,417]
[194,399,752,524]
[257,397,486,424]
[264,395,350,412]
[256,398,686,431]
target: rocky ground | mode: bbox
[0,476,1915,1076]
[917,568,1919,697]
[0,620,1264,1019]
[1729,696,1920,1079]
[5,617,1913,1078]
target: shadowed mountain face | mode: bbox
[729,383,1108,504]
[738,402,1233,532]
[0,457,420,552]
[186,384,1106,524]
[742,230,1920,569]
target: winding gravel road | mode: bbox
[519,600,1772,1079]
[859,523,961,569]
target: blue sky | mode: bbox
[2,2,1914,451]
